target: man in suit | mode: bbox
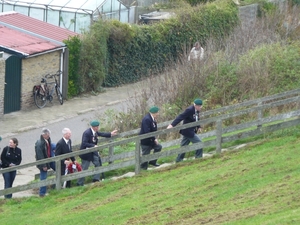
[77,120,118,186]
[139,106,162,170]
[55,128,76,188]
[167,99,203,162]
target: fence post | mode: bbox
[135,140,141,175]
[108,146,114,164]
[216,119,223,154]
[55,158,62,190]
[257,101,263,129]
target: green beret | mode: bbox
[149,106,159,113]
[90,120,100,127]
[194,99,203,105]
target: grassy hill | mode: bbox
[0,127,300,224]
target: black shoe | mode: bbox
[149,162,160,167]
[92,179,100,183]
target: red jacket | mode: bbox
[67,162,82,173]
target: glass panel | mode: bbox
[29,7,45,21]
[46,9,60,26]
[102,0,111,12]
[112,0,119,11]
[2,4,14,12]
[75,12,91,33]
[120,9,128,23]
[14,6,29,15]
[59,11,75,31]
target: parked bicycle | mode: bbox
[33,70,63,108]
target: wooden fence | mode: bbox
[1,88,300,197]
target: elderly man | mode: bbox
[167,99,203,162]
[77,120,118,186]
[35,128,55,197]
[55,128,76,188]
[139,106,162,170]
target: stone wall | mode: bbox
[21,51,61,110]
[239,4,258,28]
[0,59,5,116]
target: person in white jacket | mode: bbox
[188,41,204,61]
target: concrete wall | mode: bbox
[0,59,5,116]
[21,51,61,110]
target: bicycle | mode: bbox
[33,70,64,108]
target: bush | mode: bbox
[63,36,81,97]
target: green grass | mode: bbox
[1,128,300,224]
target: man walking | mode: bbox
[35,128,55,197]
[140,106,162,170]
[55,128,76,188]
[77,120,118,186]
[167,99,203,162]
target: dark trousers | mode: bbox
[141,144,162,170]
[77,154,102,186]
[176,134,203,162]
[2,170,17,199]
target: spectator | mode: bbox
[55,128,76,188]
[77,120,118,186]
[188,41,204,61]
[35,128,55,197]
[139,106,162,170]
[1,138,22,199]
[167,99,203,162]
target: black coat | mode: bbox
[139,113,157,146]
[1,146,22,168]
[79,128,111,161]
[171,105,200,138]
[55,138,75,175]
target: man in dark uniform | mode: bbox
[140,106,162,170]
[167,99,203,162]
[77,120,118,186]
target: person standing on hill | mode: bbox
[1,138,22,199]
[35,128,55,197]
[167,99,203,162]
[77,120,118,186]
[188,41,204,62]
[139,106,162,170]
[55,128,76,188]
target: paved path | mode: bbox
[0,81,145,139]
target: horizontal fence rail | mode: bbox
[1,88,300,197]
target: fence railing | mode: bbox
[1,88,300,197]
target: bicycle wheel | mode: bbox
[34,87,47,108]
[55,85,63,105]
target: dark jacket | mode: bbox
[139,113,157,146]
[79,128,111,161]
[55,138,75,175]
[171,105,200,138]
[35,136,52,170]
[1,146,22,168]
